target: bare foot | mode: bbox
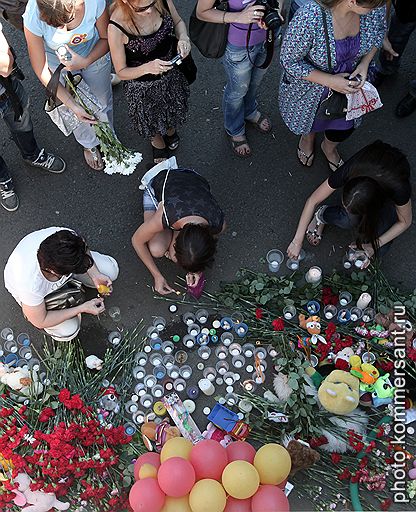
[230,135,251,157]
[84,147,104,171]
[321,141,344,171]
[297,135,315,166]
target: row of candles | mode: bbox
[0,328,40,370]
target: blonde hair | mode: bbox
[36,0,76,28]
[110,0,168,34]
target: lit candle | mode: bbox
[270,261,279,268]
[186,340,194,348]
[351,314,358,321]
[235,360,243,368]
[190,329,198,336]
[169,304,178,313]
[6,334,13,341]
[198,379,215,396]
[199,316,207,323]
[305,266,322,284]
[183,370,191,378]
[344,261,352,269]
[284,312,293,320]
[325,312,333,319]
[355,260,363,268]
[213,320,221,329]
[225,377,234,385]
[244,382,254,391]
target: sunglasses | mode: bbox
[133,0,157,13]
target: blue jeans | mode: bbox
[0,78,39,182]
[222,41,271,137]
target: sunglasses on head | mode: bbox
[133,0,157,13]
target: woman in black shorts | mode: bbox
[286,140,412,264]
[132,162,226,295]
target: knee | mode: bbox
[148,240,167,259]
[106,256,119,282]
[225,81,250,100]
[47,315,81,341]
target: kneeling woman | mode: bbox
[287,140,412,263]
[132,163,225,295]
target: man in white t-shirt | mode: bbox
[4,227,119,341]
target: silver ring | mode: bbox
[254,10,259,16]
[348,80,352,86]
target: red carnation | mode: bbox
[331,453,342,464]
[255,308,263,320]
[39,408,55,423]
[338,468,351,481]
[380,498,392,511]
[272,318,284,331]
[58,389,71,403]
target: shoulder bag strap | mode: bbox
[320,7,333,73]
[46,63,65,102]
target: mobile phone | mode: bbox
[347,75,362,83]
[168,54,183,66]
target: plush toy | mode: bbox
[409,460,416,480]
[141,419,181,452]
[318,370,360,415]
[98,386,120,414]
[85,355,103,370]
[273,372,293,401]
[375,310,414,350]
[372,374,395,407]
[349,355,379,392]
[12,473,69,511]
[286,440,320,476]
[0,367,43,398]
[202,422,233,447]
[334,347,355,371]
[299,315,327,345]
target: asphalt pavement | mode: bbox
[0,5,415,354]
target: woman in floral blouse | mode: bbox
[279,0,386,172]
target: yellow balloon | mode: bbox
[162,495,192,512]
[221,460,259,499]
[161,437,193,462]
[138,463,158,480]
[254,443,292,485]
[189,479,226,512]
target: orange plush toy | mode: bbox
[299,315,327,345]
[141,419,181,452]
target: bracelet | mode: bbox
[222,11,226,24]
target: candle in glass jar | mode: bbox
[305,266,322,283]
[198,379,215,396]
[357,293,372,310]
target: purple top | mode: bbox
[312,33,360,132]
[227,0,266,47]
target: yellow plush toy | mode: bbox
[318,370,360,415]
[349,355,379,391]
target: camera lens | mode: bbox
[263,10,281,29]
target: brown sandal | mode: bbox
[247,113,272,133]
[84,146,104,171]
[230,136,251,158]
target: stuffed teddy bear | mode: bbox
[12,473,69,511]
[298,315,327,345]
[375,310,414,350]
[202,422,233,447]
[0,367,43,398]
[141,419,181,452]
[318,370,360,415]
[85,355,103,370]
[286,440,320,476]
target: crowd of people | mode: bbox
[0,0,414,341]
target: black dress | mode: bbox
[109,16,189,138]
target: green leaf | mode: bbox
[288,379,299,390]
[50,401,60,409]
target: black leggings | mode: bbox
[325,127,355,143]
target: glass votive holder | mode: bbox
[342,254,353,270]
[161,341,174,354]
[305,266,322,284]
[232,355,245,369]
[17,359,28,369]
[188,323,201,337]
[162,355,175,369]
[258,359,267,372]
[153,365,166,380]
[132,366,146,380]
[266,249,284,272]
[108,331,122,346]
[140,394,153,409]
[17,333,30,346]
[4,353,17,366]
[196,309,209,324]
[168,365,180,379]
[134,383,147,397]
[203,367,217,381]
[153,317,166,331]
[175,350,188,364]
[254,347,267,360]
[18,346,32,360]
[180,365,192,379]
[225,393,238,406]
[125,400,139,414]
[146,326,160,339]
[234,323,248,338]
[220,332,234,346]
[350,307,363,322]
[231,312,244,324]
[4,340,17,353]
[182,312,196,325]
[216,360,229,375]
[187,386,199,399]
[198,345,211,360]
[196,332,210,346]
[242,343,255,358]
[124,423,137,436]
[337,309,351,324]
[307,300,320,315]
[135,351,148,366]
[144,374,157,388]
[323,305,337,320]
[211,335,219,343]
[163,378,174,392]
[108,306,121,322]
[223,371,236,386]
[252,371,266,384]
[133,410,146,425]
[242,379,257,393]
[339,291,352,307]
[1,328,14,341]
[151,384,164,398]
[362,308,375,323]
[283,305,296,320]
[220,317,233,331]
[149,353,163,366]
[310,354,319,367]
[174,378,186,392]
[286,249,305,270]
[362,351,376,364]
[28,358,40,371]
[150,338,162,351]
[182,335,196,349]
[267,345,279,358]
[215,345,228,360]
[229,343,242,357]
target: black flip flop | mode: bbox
[297,145,315,167]
[152,145,169,164]
[163,131,180,150]
[230,137,251,158]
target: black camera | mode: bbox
[254,0,282,30]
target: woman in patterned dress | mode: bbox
[279,0,386,172]
[108,0,190,163]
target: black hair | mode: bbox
[174,223,217,273]
[37,230,93,276]
[319,0,386,8]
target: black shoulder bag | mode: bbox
[315,7,348,121]
[189,0,229,59]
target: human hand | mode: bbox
[82,298,105,316]
[57,45,88,71]
[0,49,14,78]
[287,239,302,259]
[328,73,359,94]
[349,243,374,268]
[91,273,113,295]
[154,275,176,295]
[177,38,191,58]
[349,63,368,89]
[185,272,202,287]
[71,103,97,124]
[237,4,265,25]
[382,36,399,61]
[145,59,173,76]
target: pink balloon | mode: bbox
[190,439,228,481]
[158,457,196,497]
[226,441,256,464]
[251,485,290,512]
[129,478,165,512]
[224,496,251,512]
[134,452,161,481]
